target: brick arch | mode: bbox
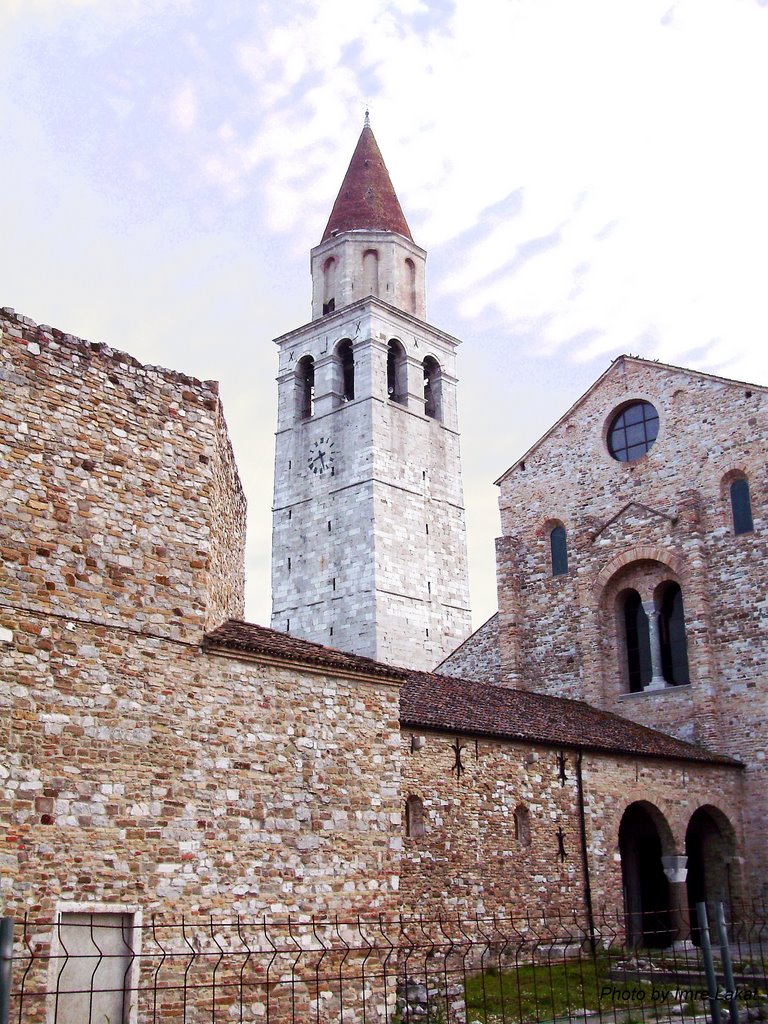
[607,790,681,857]
[592,545,687,597]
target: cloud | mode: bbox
[170,82,197,132]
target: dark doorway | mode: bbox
[619,803,673,947]
[686,806,733,942]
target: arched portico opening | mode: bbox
[686,805,736,935]
[619,802,674,947]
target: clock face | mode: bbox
[308,436,336,476]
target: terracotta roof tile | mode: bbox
[321,124,413,243]
[401,671,740,766]
[204,619,407,682]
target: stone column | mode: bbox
[662,855,690,943]
[642,600,667,690]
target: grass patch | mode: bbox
[465,954,649,1023]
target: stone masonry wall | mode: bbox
[437,612,500,683]
[399,728,745,920]
[494,357,768,895]
[0,309,246,643]
[0,608,403,920]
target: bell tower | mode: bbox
[270,117,471,670]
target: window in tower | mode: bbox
[730,477,754,534]
[336,339,355,402]
[322,257,336,315]
[387,339,407,404]
[296,355,315,420]
[423,356,443,421]
[404,257,417,313]
[363,249,379,297]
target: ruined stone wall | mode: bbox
[399,728,745,920]
[494,357,767,894]
[0,607,402,920]
[0,309,245,643]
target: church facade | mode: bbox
[0,121,762,1016]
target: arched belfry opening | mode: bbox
[423,356,442,420]
[387,340,407,405]
[619,802,674,948]
[686,806,736,931]
[296,355,315,420]
[336,339,355,402]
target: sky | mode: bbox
[2,0,767,632]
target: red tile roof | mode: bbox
[401,671,739,766]
[205,621,738,766]
[321,124,413,243]
[204,619,407,682]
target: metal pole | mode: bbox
[696,902,722,1024]
[0,917,13,1024]
[715,902,738,1024]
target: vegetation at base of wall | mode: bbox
[465,957,651,1023]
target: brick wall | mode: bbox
[400,727,745,918]
[494,356,768,894]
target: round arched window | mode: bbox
[608,401,659,462]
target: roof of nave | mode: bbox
[401,669,740,766]
[206,619,738,767]
[320,119,413,243]
[494,353,768,487]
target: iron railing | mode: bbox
[2,903,767,1024]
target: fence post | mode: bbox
[715,902,738,1024]
[0,916,13,1024]
[696,902,722,1024]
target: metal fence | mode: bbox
[2,903,767,1024]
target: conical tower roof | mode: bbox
[321,119,413,243]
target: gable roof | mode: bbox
[401,670,739,766]
[494,354,768,487]
[321,122,413,243]
[205,620,737,767]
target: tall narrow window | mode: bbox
[405,795,425,838]
[624,590,651,693]
[730,478,754,535]
[659,582,689,685]
[423,356,443,420]
[296,355,315,420]
[550,525,568,576]
[337,339,354,402]
[514,805,531,847]
[323,257,336,315]
[387,340,407,405]
[404,257,417,314]
[363,249,379,297]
